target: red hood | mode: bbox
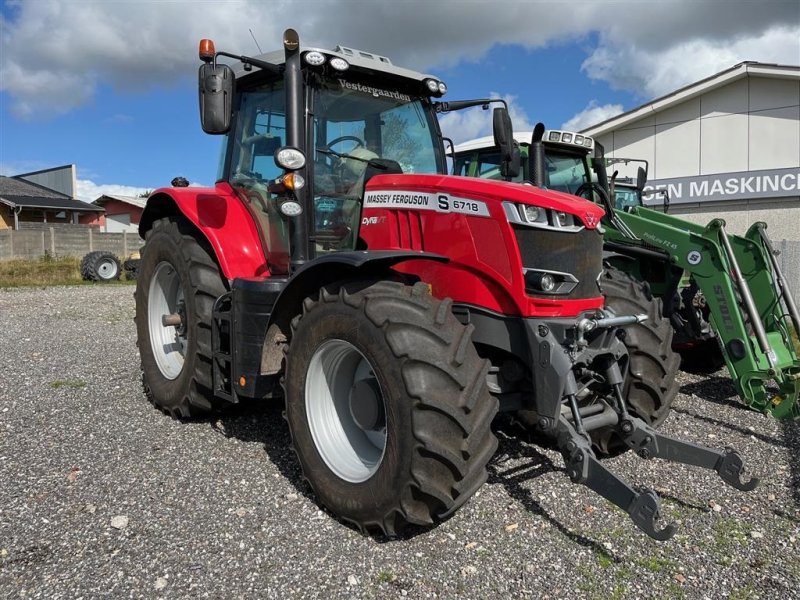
[365,174,605,229]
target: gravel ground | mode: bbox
[0,285,798,599]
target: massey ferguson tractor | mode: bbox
[453,127,800,421]
[135,29,758,540]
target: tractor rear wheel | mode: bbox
[80,250,121,282]
[134,217,228,417]
[283,280,498,536]
[599,266,680,428]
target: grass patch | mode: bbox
[597,554,614,569]
[0,256,134,288]
[0,256,82,287]
[633,555,679,573]
[376,571,395,584]
[49,380,86,389]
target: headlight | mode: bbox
[562,133,573,143]
[438,82,447,95]
[425,79,440,93]
[274,146,306,170]
[521,205,542,223]
[329,57,349,71]
[555,211,569,226]
[304,51,326,66]
[524,270,579,295]
[279,201,303,217]
[584,137,593,148]
[539,273,556,292]
[548,131,560,142]
[574,135,584,145]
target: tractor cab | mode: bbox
[198,33,456,272]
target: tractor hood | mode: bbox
[364,174,605,229]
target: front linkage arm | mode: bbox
[557,414,758,540]
[556,359,758,540]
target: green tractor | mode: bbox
[453,126,800,421]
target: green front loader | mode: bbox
[452,126,800,420]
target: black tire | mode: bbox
[679,339,726,374]
[599,266,680,427]
[123,258,141,281]
[283,281,498,536]
[134,217,228,418]
[80,250,121,282]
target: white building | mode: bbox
[583,62,800,244]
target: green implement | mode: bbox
[452,128,800,420]
[607,208,800,420]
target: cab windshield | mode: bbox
[614,186,641,210]
[310,77,443,251]
[226,75,443,269]
[455,146,591,195]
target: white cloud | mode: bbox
[582,24,800,98]
[561,101,624,132]
[439,93,533,145]
[75,179,151,202]
[75,178,204,202]
[1,1,797,116]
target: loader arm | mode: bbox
[606,206,800,420]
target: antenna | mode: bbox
[249,29,263,54]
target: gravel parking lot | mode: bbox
[0,285,798,599]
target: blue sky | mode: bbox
[1,1,798,200]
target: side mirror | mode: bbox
[198,63,235,134]
[636,166,647,193]
[492,107,519,179]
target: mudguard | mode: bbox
[139,182,269,280]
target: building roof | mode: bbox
[0,175,104,212]
[582,62,800,136]
[93,194,148,209]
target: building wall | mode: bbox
[18,165,77,198]
[0,205,12,230]
[596,74,800,241]
[79,199,142,232]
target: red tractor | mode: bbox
[135,29,756,540]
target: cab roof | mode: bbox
[231,44,439,86]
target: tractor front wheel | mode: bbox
[134,217,228,417]
[283,281,498,536]
[599,266,680,427]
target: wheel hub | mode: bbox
[348,378,385,431]
[148,262,187,380]
[97,259,118,279]
[305,339,387,483]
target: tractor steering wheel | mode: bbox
[574,181,605,201]
[327,135,366,151]
[321,135,366,171]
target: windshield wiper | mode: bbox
[316,146,392,171]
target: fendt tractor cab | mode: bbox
[454,125,800,420]
[135,30,757,541]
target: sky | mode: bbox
[1,0,798,201]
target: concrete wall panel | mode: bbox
[655,120,700,178]
[749,106,800,170]
[655,97,700,125]
[700,113,748,174]
[749,77,800,113]
[701,78,748,117]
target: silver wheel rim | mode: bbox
[305,339,387,483]
[148,262,187,380]
[98,258,118,279]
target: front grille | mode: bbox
[513,225,604,299]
